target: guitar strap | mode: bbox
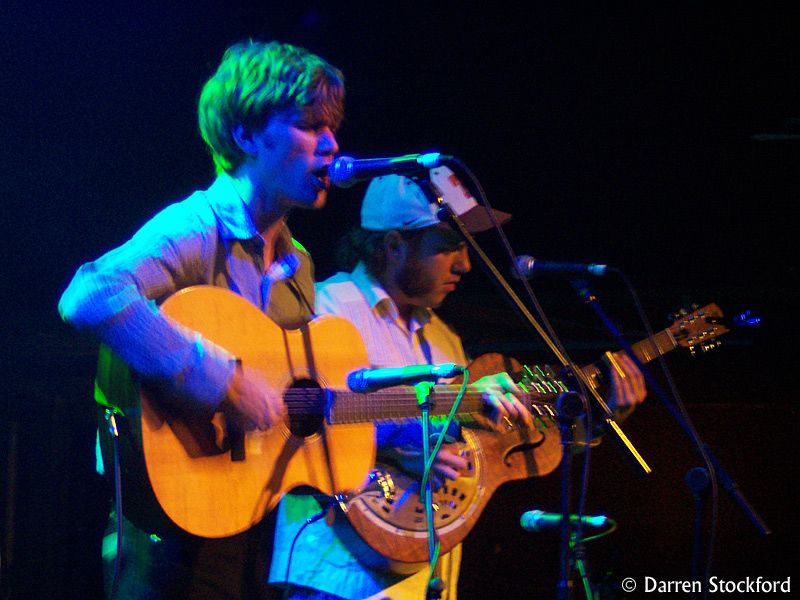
[416,328,434,366]
[285,276,317,320]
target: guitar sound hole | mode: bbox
[286,379,326,438]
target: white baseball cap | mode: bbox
[360,166,511,233]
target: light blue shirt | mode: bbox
[59,173,315,419]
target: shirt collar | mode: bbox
[204,173,296,256]
[351,262,432,331]
[203,174,259,241]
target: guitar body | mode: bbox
[97,286,375,538]
[341,353,563,572]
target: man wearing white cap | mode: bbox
[269,167,645,599]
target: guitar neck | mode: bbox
[325,326,682,425]
[326,387,548,425]
[629,326,678,364]
[581,325,677,383]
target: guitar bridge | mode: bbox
[334,493,350,514]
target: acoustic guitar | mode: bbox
[95,285,564,538]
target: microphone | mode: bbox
[329,153,451,188]
[519,510,609,532]
[347,363,465,393]
[513,255,608,278]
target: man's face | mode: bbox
[249,108,339,210]
[396,225,471,309]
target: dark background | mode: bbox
[2,3,798,598]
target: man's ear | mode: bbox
[383,230,407,266]
[232,125,257,156]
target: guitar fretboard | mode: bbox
[325,387,557,425]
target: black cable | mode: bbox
[281,501,332,600]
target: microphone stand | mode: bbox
[566,276,771,575]
[555,392,594,600]
[685,466,711,587]
[415,381,445,599]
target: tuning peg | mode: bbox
[688,339,722,356]
[670,304,697,322]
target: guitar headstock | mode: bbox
[668,303,729,354]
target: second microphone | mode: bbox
[347,363,465,393]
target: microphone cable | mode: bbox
[419,370,470,591]
[281,499,334,600]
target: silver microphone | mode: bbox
[519,509,609,532]
[514,255,608,278]
[347,363,465,393]
[328,153,450,188]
